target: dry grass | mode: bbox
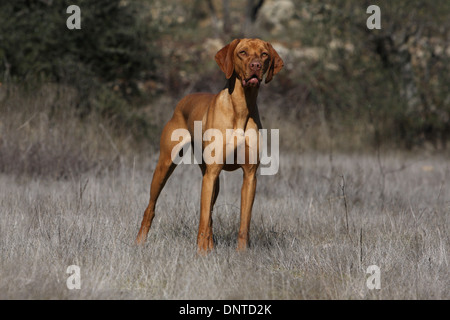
[0,86,448,299]
[0,152,448,299]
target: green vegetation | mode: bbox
[1,0,449,179]
[0,0,157,132]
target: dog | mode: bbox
[136,38,283,253]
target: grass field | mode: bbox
[1,0,449,301]
[0,150,448,299]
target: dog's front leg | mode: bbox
[237,165,257,251]
[197,164,222,254]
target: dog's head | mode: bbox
[215,38,284,87]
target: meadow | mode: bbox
[1,146,448,299]
[1,67,449,301]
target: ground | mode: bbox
[0,152,448,299]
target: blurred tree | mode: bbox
[1,0,449,150]
[283,0,450,150]
[0,0,158,109]
[361,0,450,148]
[244,0,265,31]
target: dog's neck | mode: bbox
[225,75,259,129]
[225,75,259,130]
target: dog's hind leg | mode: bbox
[135,118,188,245]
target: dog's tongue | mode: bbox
[248,77,259,85]
[244,77,259,86]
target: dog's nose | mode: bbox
[250,60,261,71]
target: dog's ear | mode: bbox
[215,39,240,79]
[265,42,284,83]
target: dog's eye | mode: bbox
[261,52,268,57]
[239,50,247,56]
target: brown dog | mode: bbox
[136,38,283,253]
